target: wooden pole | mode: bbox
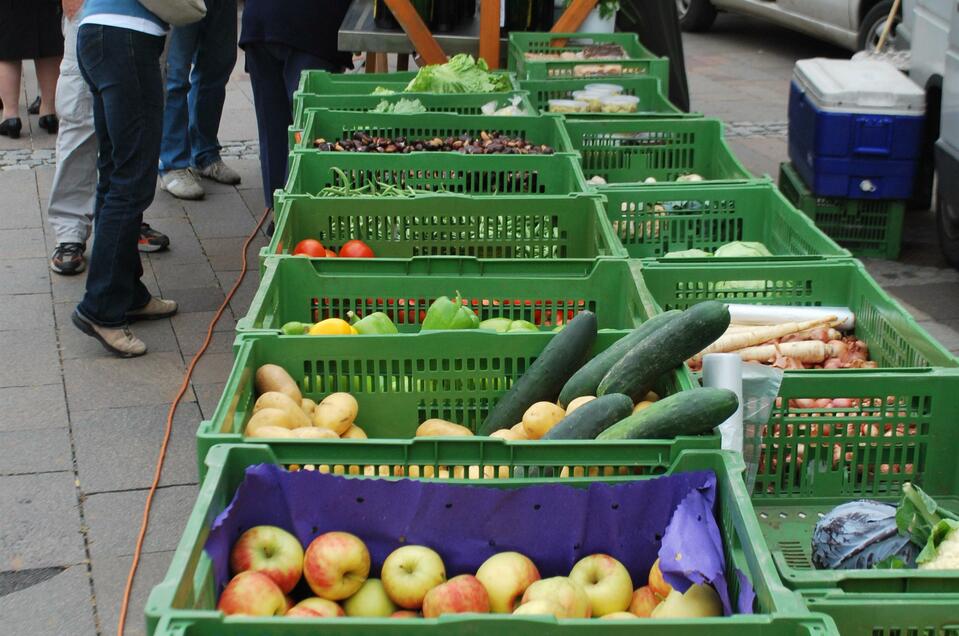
[551,0,599,33]
[385,0,447,65]
[479,0,501,69]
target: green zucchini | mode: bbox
[542,394,634,440]
[478,310,597,436]
[598,301,729,402]
[557,310,680,408]
[597,388,738,440]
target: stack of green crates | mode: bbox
[144,31,959,636]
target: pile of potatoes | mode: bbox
[245,364,367,440]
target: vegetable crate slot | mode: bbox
[291,109,574,154]
[778,162,906,260]
[599,182,849,260]
[505,31,669,89]
[295,70,521,97]
[145,444,834,635]
[518,77,685,118]
[290,91,536,142]
[194,331,699,478]
[282,152,588,197]
[561,119,753,186]
[239,257,647,335]
[262,193,626,270]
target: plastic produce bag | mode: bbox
[740,363,784,494]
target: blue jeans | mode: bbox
[76,25,164,327]
[244,42,337,208]
[159,0,237,173]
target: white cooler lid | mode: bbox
[793,58,925,115]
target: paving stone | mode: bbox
[186,192,258,239]
[73,403,200,494]
[0,257,49,294]
[0,328,62,387]
[84,485,196,560]
[0,472,86,570]
[143,215,206,263]
[142,193,188,221]
[0,170,41,229]
[885,283,959,321]
[190,351,236,386]
[158,286,227,313]
[152,260,220,291]
[63,352,192,412]
[231,158,264,191]
[916,320,959,354]
[175,324,237,359]
[0,384,67,432]
[91,550,174,636]
[0,564,97,636]
[50,267,90,302]
[191,381,227,421]
[200,236,265,272]
[54,301,180,360]
[238,186,270,217]
[0,427,72,475]
[0,227,46,258]
[0,292,54,332]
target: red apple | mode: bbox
[229,525,304,593]
[303,531,371,600]
[568,553,633,617]
[391,610,420,618]
[422,574,490,618]
[475,551,540,613]
[381,545,446,609]
[629,585,661,617]
[520,576,591,618]
[648,558,672,599]
[285,597,345,618]
[217,571,287,616]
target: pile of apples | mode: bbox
[219,525,722,620]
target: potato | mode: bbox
[450,465,482,479]
[255,364,302,403]
[484,465,511,479]
[291,427,338,439]
[510,422,529,440]
[644,391,660,402]
[254,392,312,428]
[490,428,519,441]
[522,402,566,439]
[313,393,358,435]
[632,400,655,414]
[248,425,294,439]
[341,425,368,439]
[301,398,317,415]
[245,408,294,436]
[565,395,596,414]
[415,419,473,437]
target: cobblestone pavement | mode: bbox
[0,13,957,636]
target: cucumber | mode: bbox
[598,301,729,402]
[557,310,680,408]
[478,310,597,436]
[542,394,634,440]
[597,388,738,440]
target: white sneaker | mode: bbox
[197,159,241,185]
[160,168,204,200]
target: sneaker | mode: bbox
[196,159,241,185]
[126,297,178,322]
[50,242,87,275]
[138,223,170,253]
[160,168,204,200]
[72,310,147,358]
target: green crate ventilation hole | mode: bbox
[580,130,698,181]
[323,166,552,195]
[317,123,551,145]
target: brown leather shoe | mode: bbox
[126,297,178,322]
[72,310,147,358]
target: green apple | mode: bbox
[568,553,633,616]
[475,551,541,613]
[520,576,591,618]
[343,578,398,617]
[512,599,564,617]
[381,545,446,609]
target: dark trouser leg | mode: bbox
[188,0,238,169]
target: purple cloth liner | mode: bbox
[205,464,755,616]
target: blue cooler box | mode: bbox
[788,58,924,200]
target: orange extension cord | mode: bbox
[117,206,271,636]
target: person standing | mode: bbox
[0,0,63,138]
[72,0,178,357]
[46,0,170,276]
[240,0,352,232]
[158,0,240,200]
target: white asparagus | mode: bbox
[693,316,840,361]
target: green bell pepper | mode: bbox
[479,317,540,333]
[421,291,480,330]
[280,321,312,335]
[348,311,399,335]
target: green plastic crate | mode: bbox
[798,590,959,636]
[239,257,647,334]
[282,151,587,197]
[506,32,669,90]
[599,182,850,260]
[296,69,520,96]
[518,77,685,118]
[779,162,906,260]
[562,118,752,186]
[262,193,625,268]
[145,445,822,635]
[292,109,574,154]
[194,331,699,477]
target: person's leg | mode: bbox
[34,56,62,117]
[243,43,291,209]
[0,60,23,119]
[76,25,165,330]
[158,20,205,199]
[48,15,97,260]
[188,0,238,174]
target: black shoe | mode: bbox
[0,117,22,139]
[50,242,86,275]
[27,96,41,115]
[138,223,170,253]
[38,114,58,134]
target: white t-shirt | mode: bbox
[80,14,167,37]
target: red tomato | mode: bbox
[338,239,375,258]
[292,239,326,257]
[324,249,338,258]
